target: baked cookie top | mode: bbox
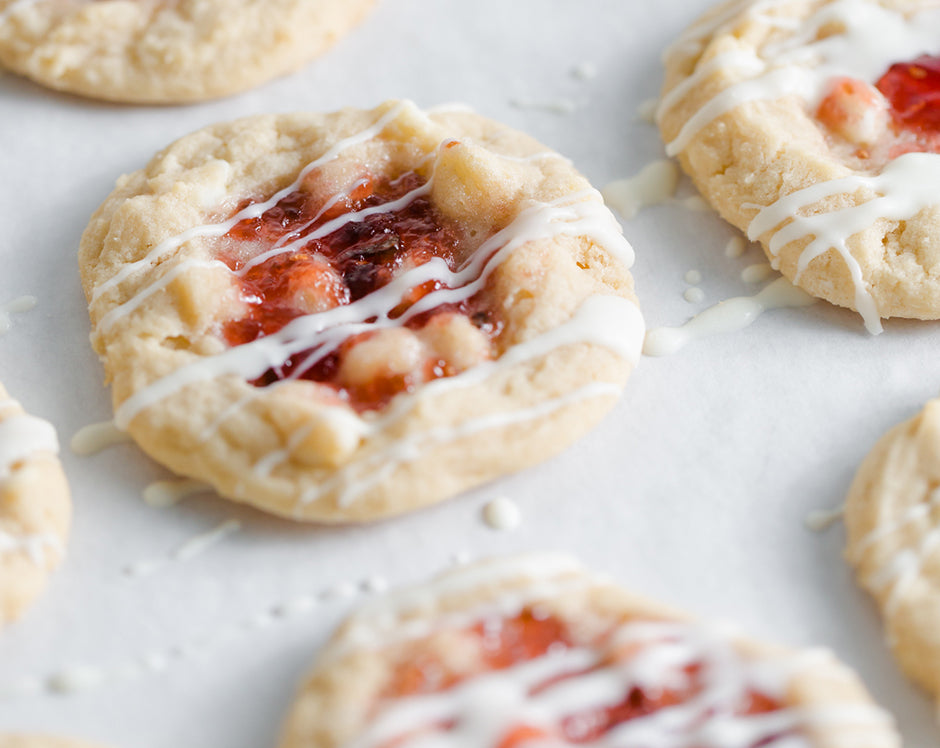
[0,382,70,625]
[278,553,899,748]
[0,0,375,103]
[79,100,644,523]
[658,0,940,333]
[845,398,940,705]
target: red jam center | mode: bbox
[876,54,940,135]
[219,171,501,412]
[379,611,794,748]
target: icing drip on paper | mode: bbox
[509,97,578,115]
[70,420,131,456]
[602,160,680,219]
[142,478,212,509]
[122,518,240,578]
[661,0,940,333]
[0,567,398,699]
[0,295,36,335]
[643,277,815,357]
[481,496,521,531]
[805,506,845,532]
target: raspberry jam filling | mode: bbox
[218,171,501,412]
[876,55,940,137]
[377,611,795,747]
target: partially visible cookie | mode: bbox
[658,0,940,333]
[845,398,940,705]
[79,100,644,523]
[0,382,70,625]
[0,0,375,103]
[279,553,899,748]
[0,738,106,748]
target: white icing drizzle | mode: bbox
[726,236,748,259]
[602,160,680,220]
[748,152,940,334]
[122,518,240,578]
[70,419,131,456]
[142,478,212,508]
[661,0,940,333]
[742,262,775,284]
[0,295,36,334]
[0,402,59,481]
[637,98,660,124]
[509,97,578,115]
[804,506,845,532]
[481,496,522,531]
[855,488,940,616]
[643,277,815,357]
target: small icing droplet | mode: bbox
[272,595,317,618]
[643,278,816,357]
[451,551,473,566]
[805,507,845,532]
[684,287,706,304]
[684,270,702,284]
[637,98,659,123]
[676,195,711,212]
[571,61,598,81]
[602,160,680,220]
[123,518,240,578]
[725,236,748,258]
[142,478,212,508]
[741,263,775,284]
[482,496,522,531]
[0,295,36,335]
[47,666,105,695]
[70,420,130,456]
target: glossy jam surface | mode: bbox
[877,55,940,136]
[219,171,500,411]
[377,611,795,747]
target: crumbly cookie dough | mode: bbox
[0,0,375,103]
[845,398,940,705]
[278,553,899,748]
[79,100,644,523]
[658,0,940,333]
[0,382,70,625]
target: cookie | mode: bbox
[79,100,644,523]
[845,398,940,706]
[658,0,940,334]
[0,738,105,748]
[278,553,899,748]
[0,383,70,625]
[0,0,375,103]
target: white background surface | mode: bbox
[0,0,937,745]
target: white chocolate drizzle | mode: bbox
[643,277,815,357]
[0,295,36,335]
[661,0,940,333]
[804,506,844,533]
